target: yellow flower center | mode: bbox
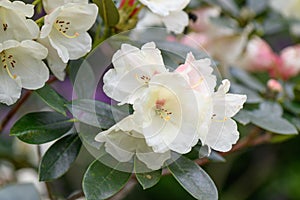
[0,51,17,79]
[155,99,172,121]
[54,19,79,39]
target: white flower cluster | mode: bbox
[0,0,98,105]
[95,42,247,170]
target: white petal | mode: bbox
[49,30,92,60]
[139,0,190,16]
[136,150,171,170]
[0,0,34,17]
[161,11,189,34]
[7,40,49,89]
[205,118,239,152]
[43,0,89,13]
[38,38,67,81]
[136,11,163,29]
[40,7,61,38]
[0,68,21,105]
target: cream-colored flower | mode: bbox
[40,3,98,80]
[0,0,39,42]
[103,42,167,105]
[42,0,88,13]
[0,40,49,105]
[95,116,171,170]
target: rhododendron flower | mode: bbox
[132,72,203,154]
[236,37,277,72]
[269,0,300,20]
[95,116,171,170]
[40,3,98,80]
[273,45,300,80]
[137,0,190,34]
[0,0,39,42]
[103,42,167,105]
[0,40,49,105]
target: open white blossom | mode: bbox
[95,116,171,170]
[0,0,39,42]
[201,80,246,152]
[132,72,203,154]
[103,42,167,105]
[0,40,49,105]
[137,0,190,34]
[40,3,98,80]
[42,0,88,13]
[269,0,300,19]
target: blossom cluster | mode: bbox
[95,42,246,170]
[0,0,97,105]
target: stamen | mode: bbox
[1,51,17,79]
[54,19,79,39]
[155,99,172,121]
[135,74,150,84]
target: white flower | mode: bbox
[203,80,247,152]
[95,116,171,170]
[0,0,39,42]
[269,0,300,19]
[42,0,88,13]
[132,72,204,154]
[137,0,190,34]
[40,3,98,80]
[0,40,49,105]
[103,42,167,105]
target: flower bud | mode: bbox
[267,79,283,92]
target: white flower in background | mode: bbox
[103,42,167,105]
[269,0,300,19]
[42,0,88,13]
[40,3,98,80]
[203,80,246,152]
[0,40,49,105]
[137,0,190,34]
[0,0,39,42]
[133,72,203,154]
[95,116,171,170]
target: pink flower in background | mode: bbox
[236,37,277,72]
[267,79,283,92]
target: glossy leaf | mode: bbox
[0,184,40,200]
[83,160,132,200]
[39,134,82,181]
[168,156,218,200]
[230,83,263,103]
[35,84,67,116]
[134,157,162,190]
[249,102,298,135]
[67,99,129,129]
[10,112,73,144]
[93,0,119,26]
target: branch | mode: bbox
[67,190,85,200]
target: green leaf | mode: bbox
[134,157,162,190]
[10,112,74,144]
[0,184,40,200]
[249,102,298,135]
[233,110,251,125]
[83,160,132,200]
[230,68,265,93]
[203,0,239,17]
[39,134,82,181]
[35,84,67,116]
[168,156,218,200]
[230,83,263,103]
[93,0,119,27]
[284,101,300,115]
[67,99,129,129]
[247,0,268,14]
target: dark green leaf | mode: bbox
[168,156,218,200]
[0,184,40,200]
[83,160,132,200]
[134,157,162,190]
[247,0,268,14]
[284,101,300,115]
[93,0,119,26]
[10,112,73,144]
[39,134,82,181]
[67,99,129,129]
[35,84,67,116]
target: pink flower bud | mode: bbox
[279,45,300,79]
[237,37,277,72]
[267,79,283,92]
